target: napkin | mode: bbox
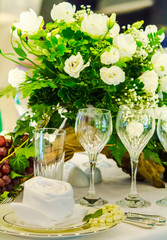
[10,177,87,228]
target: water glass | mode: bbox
[33,128,66,180]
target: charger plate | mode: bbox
[0,204,117,239]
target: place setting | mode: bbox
[0,1,167,239]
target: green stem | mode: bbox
[0,137,30,164]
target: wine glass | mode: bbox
[156,111,167,207]
[116,104,155,208]
[75,107,112,206]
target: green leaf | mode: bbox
[83,209,103,221]
[24,146,35,158]
[13,47,27,59]
[9,155,29,174]
[57,44,66,56]
[10,171,22,179]
[58,87,70,103]
[0,191,9,202]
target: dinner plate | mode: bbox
[0,204,117,239]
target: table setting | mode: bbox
[0,1,167,240]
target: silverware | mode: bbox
[125,212,166,226]
[0,197,13,204]
[123,218,155,229]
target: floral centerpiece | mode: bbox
[0,2,167,194]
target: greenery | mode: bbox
[0,2,167,169]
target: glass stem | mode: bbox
[129,156,139,198]
[86,153,98,199]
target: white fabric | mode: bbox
[10,177,86,228]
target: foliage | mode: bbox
[0,2,167,166]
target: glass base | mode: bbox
[115,196,151,208]
[156,197,167,207]
[76,196,108,207]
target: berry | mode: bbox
[0,178,5,188]
[5,139,12,149]
[2,175,11,185]
[0,147,8,158]
[1,164,10,174]
[0,136,6,147]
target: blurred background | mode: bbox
[0,0,167,131]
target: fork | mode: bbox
[0,197,14,204]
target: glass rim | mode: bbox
[33,128,66,135]
[78,107,111,114]
[118,104,152,110]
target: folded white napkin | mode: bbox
[10,177,87,228]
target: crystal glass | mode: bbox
[116,104,155,208]
[156,111,167,207]
[33,128,66,180]
[75,108,112,206]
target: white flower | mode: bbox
[51,2,76,23]
[8,67,26,88]
[13,9,43,34]
[145,25,165,42]
[64,52,89,78]
[113,34,137,58]
[100,66,125,85]
[108,23,120,38]
[151,51,167,77]
[81,13,108,36]
[126,120,144,138]
[139,70,158,93]
[159,76,167,98]
[101,46,120,65]
[154,105,167,119]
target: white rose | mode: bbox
[154,105,167,119]
[100,66,125,85]
[108,23,120,38]
[101,46,120,65]
[13,9,43,34]
[8,67,26,88]
[51,2,76,23]
[126,120,144,138]
[145,25,165,42]
[64,52,90,78]
[139,70,158,93]
[81,13,108,36]
[113,34,137,58]
[159,76,167,98]
[151,51,167,77]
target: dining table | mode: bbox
[0,152,166,240]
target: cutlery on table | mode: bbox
[125,212,166,226]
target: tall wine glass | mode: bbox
[75,108,112,206]
[156,111,167,207]
[116,104,155,208]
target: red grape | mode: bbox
[5,139,12,149]
[0,136,6,147]
[12,177,19,186]
[0,178,5,188]
[3,158,9,165]
[2,175,11,185]
[0,147,8,158]
[1,186,7,193]
[1,164,10,174]
[6,183,14,191]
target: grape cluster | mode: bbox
[0,135,19,194]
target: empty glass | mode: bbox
[156,111,167,207]
[75,108,112,206]
[33,128,66,180]
[116,104,155,208]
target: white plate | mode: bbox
[0,204,117,239]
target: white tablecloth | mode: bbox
[0,152,166,240]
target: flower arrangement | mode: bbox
[0,2,167,173]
